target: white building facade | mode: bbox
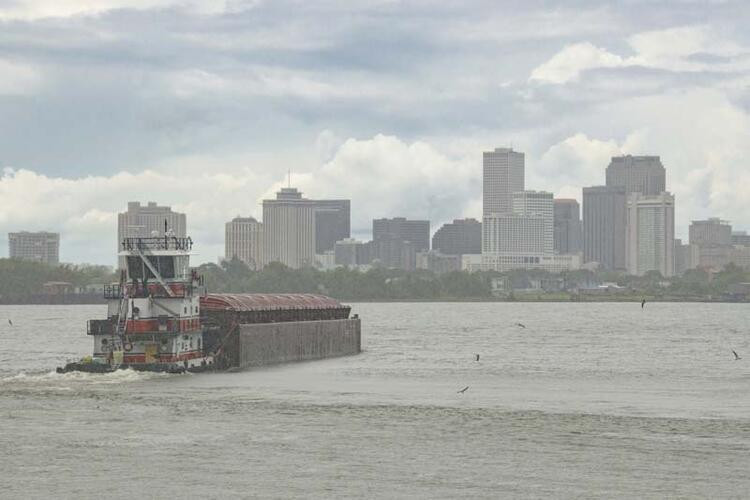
[8,231,60,265]
[225,217,263,270]
[626,192,675,277]
[262,188,316,269]
[482,147,524,216]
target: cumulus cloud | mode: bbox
[530,42,628,84]
[1,1,750,262]
[0,134,480,263]
[262,134,481,236]
[530,25,749,84]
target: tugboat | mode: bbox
[58,232,213,373]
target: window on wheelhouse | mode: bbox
[126,255,180,281]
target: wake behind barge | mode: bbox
[58,235,360,374]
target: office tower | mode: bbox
[688,219,750,270]
[314,200,351,254]
[225,217,264,270]
[511,190,553,253]
[626,192,675,277]
[262,187,316,269]
[117,201,186,268]
[372,217,430,252]
[553,199,582,254]
[334,238,370,267]
[733,231,750,246]
[431,218,481,255]
[416,251,461,274]
[369,236,417,270]
[482,214,549,254]
[482,147,525,216]
[689,218,732,247]
[674,239,699,275]
[606,155,666,196]
[582,186,627,270]
[8,231,60,265]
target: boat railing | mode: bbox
[121,236,192,252]
[104,283,191,299]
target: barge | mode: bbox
[58,234,360,374]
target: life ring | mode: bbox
[123,342,133,352]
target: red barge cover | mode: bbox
[200,293,344,312]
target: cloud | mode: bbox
[0,0,229,20]
[0,134,481,263]
[529,87,750,237]
[0,58,42,95]
[530,42,628,84]
[530,25,749,84]
[262,134,481,236]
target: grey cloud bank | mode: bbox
[1,0,749,264]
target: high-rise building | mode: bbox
[416,251,461,274]
[553,199,582,255]
[225,217,263,270]
[689,218,732,247]
[582,186,627,270]
[606,155,666,196]
[626,192,675,277]
[483,147,524,216]
[314,200,351,254]
[118,202,186,268]
[482,214,549,254]
[369,236,417,270]
[262,187,316,269]
[334,238,369,267]
[431,218,481,255]
[511,190,553,254]
[372,217,430,252]
[732,231,750,246]
[8,231,60,265]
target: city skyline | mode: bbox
[1,2,750,264]
[3,145,749,267]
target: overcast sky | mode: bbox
[1,0,749,265]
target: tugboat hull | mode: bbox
[57,357,215,374]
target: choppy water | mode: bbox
[1,303,749,499]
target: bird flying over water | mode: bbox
[475,354,480,362]
[733,350,741,361]
[7,319,12,326]
[641,299,646,308]
[457,386,469,394]
[515,323,526,328]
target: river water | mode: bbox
[1,302,749,499]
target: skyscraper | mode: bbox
[314,200,351,254]
[225,216,263,270]
[689,218,732,247]
[626,192,675,277]
[482,214,549,254]
[262,187,316,269]
[606,155,666,196]
[118,201,186,268]
[553,199,582,254]
[432,218,481,255]
[482,147,524,216]
[8,231,60,265]
[372,217,430,252]
[511,190,553,254]
[582,186,627,270]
